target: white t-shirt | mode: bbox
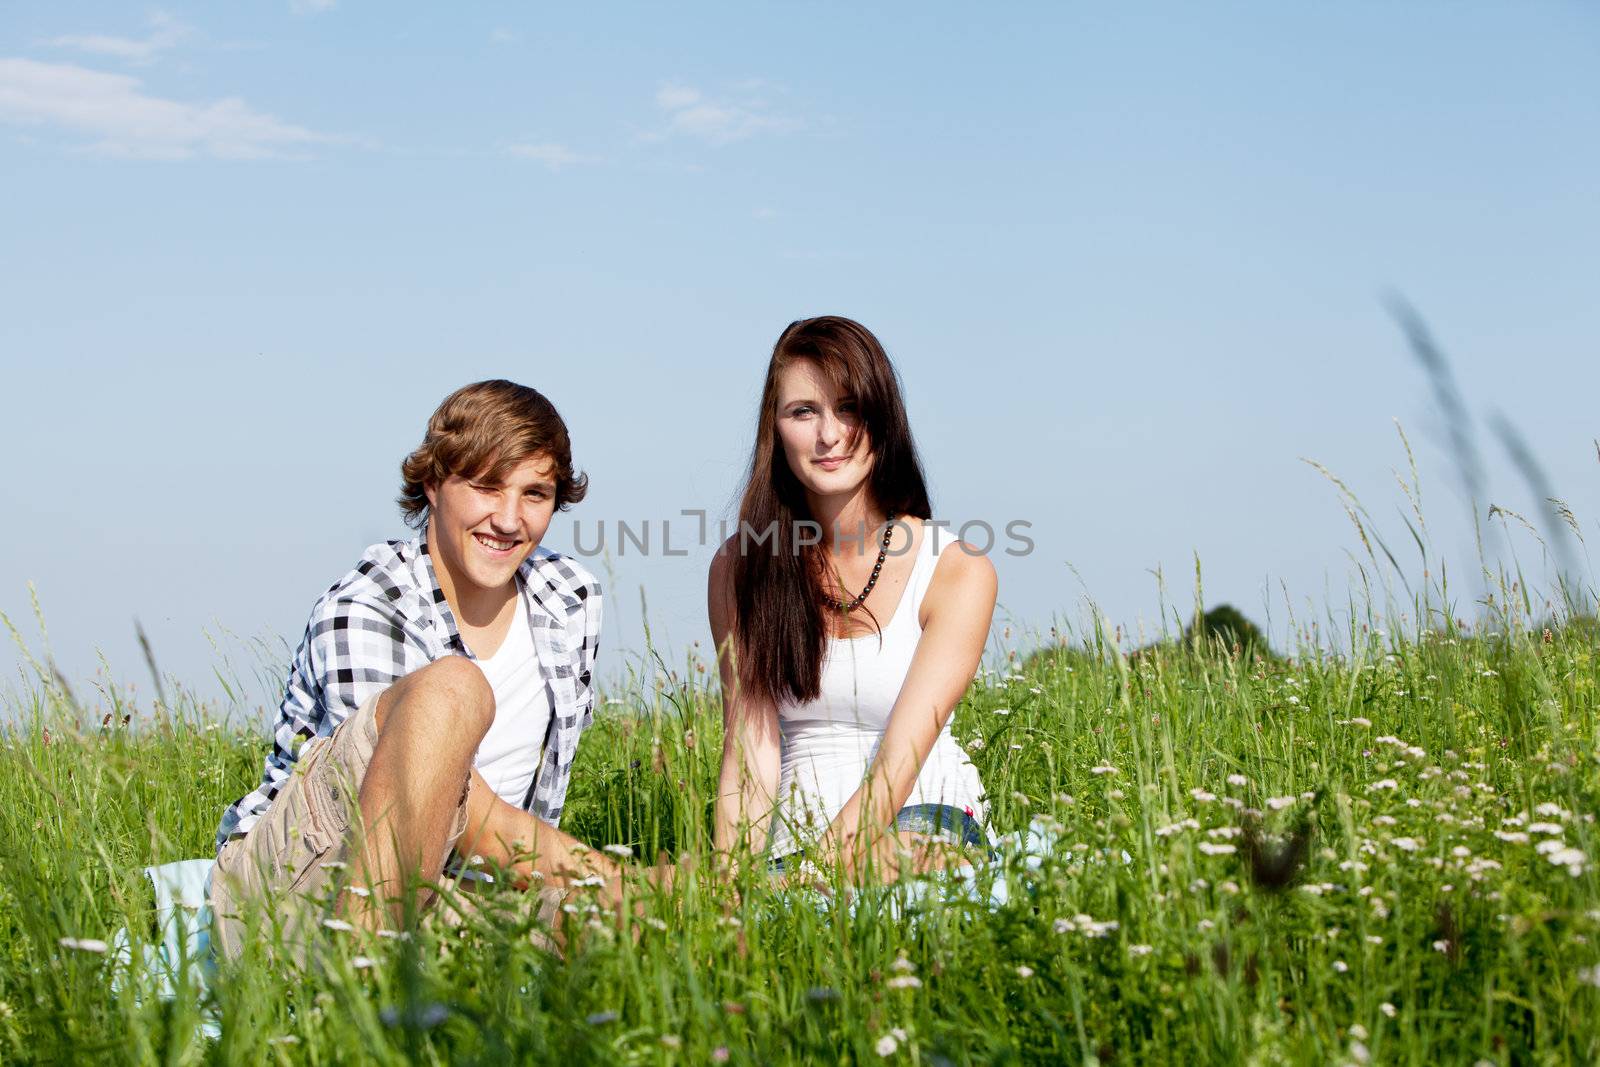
[472,614,553,808]
[767,521,988,857]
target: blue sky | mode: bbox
[2,2,1597,714]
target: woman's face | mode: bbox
[774,359,873,501]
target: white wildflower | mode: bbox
[886,975,922,990]
[1528,822,1564,835]
[1267,796,1297,811]
[1367,779,1399,792]
[1190,788,1217,803]
[1090,764,1118,776]
[1391,837,1421,852]
[993,707,1011,716]
[1494,830,1530,844]
[57,937,108,954]
[1332,959,1348,973]
[1198,842,1237,856]
[1546,847,1587,875]
[351,955,377,969]
[1227,774,1248,787]
[322,919,355,933]
[1016,965,1035,978]
[1432,939,1451,953]
[1128,943,1154,957]
[875,1033,900,1057]
[1380,1002,1398,1018]
[1055,914,1119,937]
[602,844,634,858]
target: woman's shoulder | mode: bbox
[709,533,742,582]
[918,522,997,620]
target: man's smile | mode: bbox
[473,532,520,554]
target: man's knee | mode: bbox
[378,656,495,737]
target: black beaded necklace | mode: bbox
[823,516,896,613]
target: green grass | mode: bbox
[1,607,1597,1065]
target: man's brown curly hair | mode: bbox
[398,380,588,528]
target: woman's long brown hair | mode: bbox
[731,316,932,706]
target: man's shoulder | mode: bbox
[307,537,428,624]
[524,547,602,607]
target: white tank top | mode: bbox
[472,612,552,808]
[767,521,989,857]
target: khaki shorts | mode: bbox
[209,690,472,962]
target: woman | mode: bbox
[710,316,997,880]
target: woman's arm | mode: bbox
[817,544,997,877]
[708,544,783,860]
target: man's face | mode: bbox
[425,454,558,600]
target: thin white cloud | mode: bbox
[490,28,519,46]
[655,84,702,112]
[290,0,336,14]
[46,12,189,64]
[650,81,799,145]
[0,58,337,159]
[505,141,587,171]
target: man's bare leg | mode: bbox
[350,656,495,929]
[454,768,623,898]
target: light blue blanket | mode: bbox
[109,858,218,1038]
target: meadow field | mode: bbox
[1,583,1598,1064]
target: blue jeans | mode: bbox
[771,803,986,872]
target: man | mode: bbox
[211,379,621,958]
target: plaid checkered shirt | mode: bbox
[215,530,603,852]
